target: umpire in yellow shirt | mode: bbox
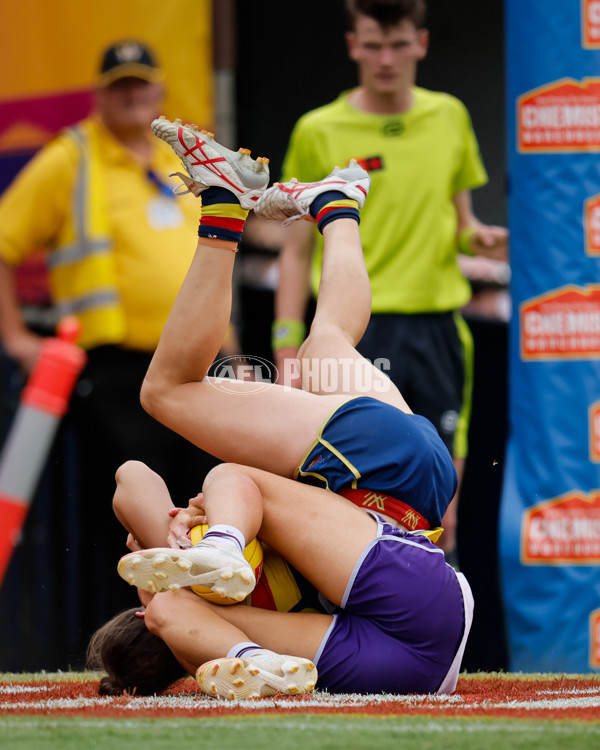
[0,40,219,633]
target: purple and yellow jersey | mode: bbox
[247,544,323,613]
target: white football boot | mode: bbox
[254,161,370,224]
[117,541,255,601]
[196,649,318,699]
[152,116,270,209]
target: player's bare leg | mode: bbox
[256,165,410,412]
[144,588,321,698]
[300,218,410,411]
[112,460,179,551]
[139,459,383,698]
[141,120,354,478]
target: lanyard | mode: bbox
[146,169,174,199]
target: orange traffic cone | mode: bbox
[0,317,87,586]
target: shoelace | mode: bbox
[169,170,205,196]
[276,185,310,226]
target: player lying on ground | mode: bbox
[113,117,474,699]
[87,459,324,695]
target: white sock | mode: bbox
[227,641,262,659]
[200,524,246,553]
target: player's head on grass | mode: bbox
[86,607,186,695]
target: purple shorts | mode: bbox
[313,515,473,694]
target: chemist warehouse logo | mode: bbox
[583,0,600,48]
[521,491,600,564]
[517,77,600,152]
[520,285,600,360]
[584,193,600,256]
[591,402,600,463]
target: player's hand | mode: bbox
[469,224,509,261]
[188,492,206,511]
[167,501,207,549]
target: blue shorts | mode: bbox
[313,515,473,694]
[295,396,457,527]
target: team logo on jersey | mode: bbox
[401,509,421,531]
[360,492,420,530]
[361,491,388,512]
[353,156,384,172]
[382,120,404,137]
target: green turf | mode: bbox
[0,715,599,750]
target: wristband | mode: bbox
[458,225,477,256]
[271,319,306,351]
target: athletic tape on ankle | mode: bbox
[272,319,306,351]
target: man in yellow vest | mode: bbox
[0,40,220,631]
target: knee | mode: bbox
[139,372,161,418]
[114,460,147,506]
[202,462,261,501]
[202,462,247,490]
[115,460,150,484]
[143,592,177,638]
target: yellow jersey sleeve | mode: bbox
[0,136,77,266]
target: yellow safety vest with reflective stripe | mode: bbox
[47,121,126,349]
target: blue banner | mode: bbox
[501,0,600,672]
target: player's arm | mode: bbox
[453,189,509,262]
[273,220,315,388]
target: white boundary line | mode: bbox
[1,685,600,714]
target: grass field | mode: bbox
[1,671,599,750]
[2,714,600,750]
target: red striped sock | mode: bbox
[308,190,360,233]
[199,187,249,243]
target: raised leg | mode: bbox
[299,218,411,411]
[140,121,350,478]
[255,163,412,410]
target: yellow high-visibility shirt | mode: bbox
[282,87,488,313]
[0,115,200,350]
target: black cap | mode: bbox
[98,40,164,87]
